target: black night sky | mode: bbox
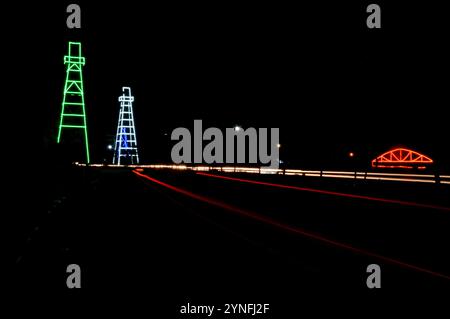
[5,1,448,171]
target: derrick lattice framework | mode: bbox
[113,87,139,165]
[371,148,433,169]
[57,41,90,163]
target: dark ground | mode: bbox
[10,166,450,313]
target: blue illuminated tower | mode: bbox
[113,87,139,165]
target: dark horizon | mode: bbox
[22,1,447,170]
[5,0,450,196]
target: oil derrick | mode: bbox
[57,42,90,163]
[113,87,139,165]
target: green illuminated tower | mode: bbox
[57,42,90,163]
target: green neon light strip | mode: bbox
[57,42,90,163]
[61,125,86,128]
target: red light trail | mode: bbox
[196,172,450,212]
[133,170,450,281]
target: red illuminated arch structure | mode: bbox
[371,148,433,170]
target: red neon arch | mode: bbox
[371,148,433,169]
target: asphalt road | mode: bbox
[12,167,450,313]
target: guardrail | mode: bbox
[76,163,450,185]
